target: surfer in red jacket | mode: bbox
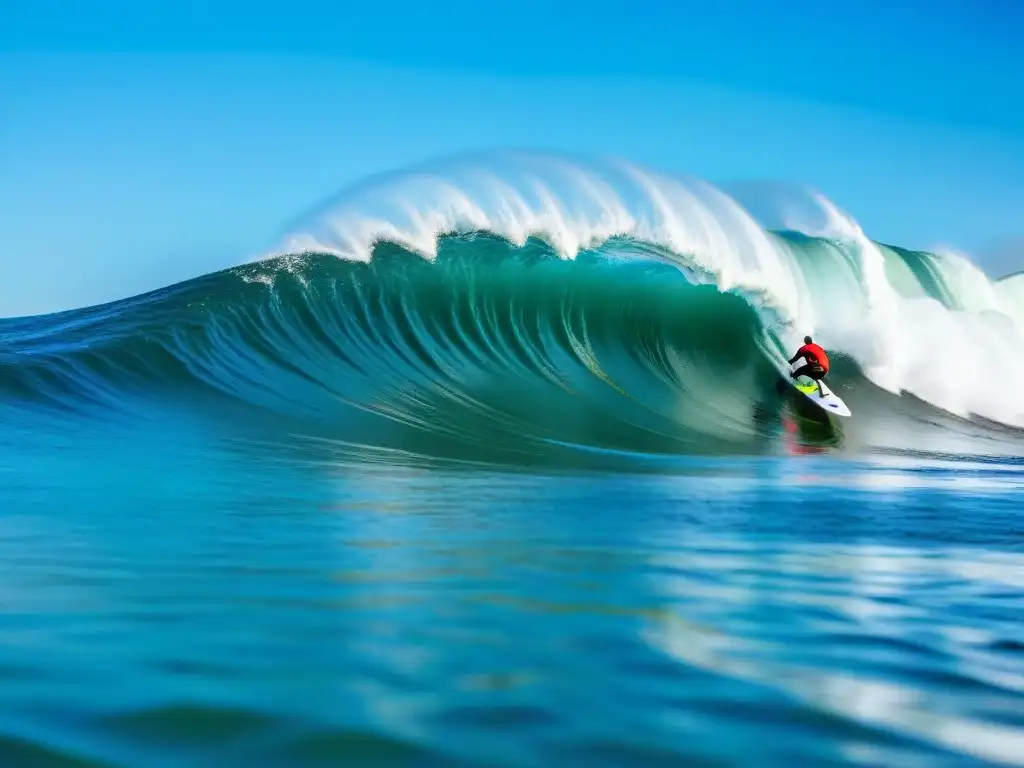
[788,335,830,397]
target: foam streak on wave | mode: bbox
[274,150,1024,428]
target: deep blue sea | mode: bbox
[2,154,1023,766]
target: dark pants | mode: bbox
[792,364,827,395]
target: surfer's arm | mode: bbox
[788,344,813,365]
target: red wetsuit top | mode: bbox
[795,343,829,372]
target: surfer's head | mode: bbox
[804,335,813,344]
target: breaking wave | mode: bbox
[2,151,1021,467]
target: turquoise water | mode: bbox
[3,434,1023,766]
[3,154,1024,765]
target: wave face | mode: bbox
[2,151,1022,466]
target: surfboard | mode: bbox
[792,377,852,417]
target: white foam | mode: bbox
[777,196,1024,426]
[271,152,807,327]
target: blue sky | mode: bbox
[2,0,1022,316]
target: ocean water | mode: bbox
[1,152,1023,766]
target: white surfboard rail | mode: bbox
[791,374,852,417]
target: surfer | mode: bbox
[788,335,829,397]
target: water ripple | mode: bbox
[0,458,1022,766]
